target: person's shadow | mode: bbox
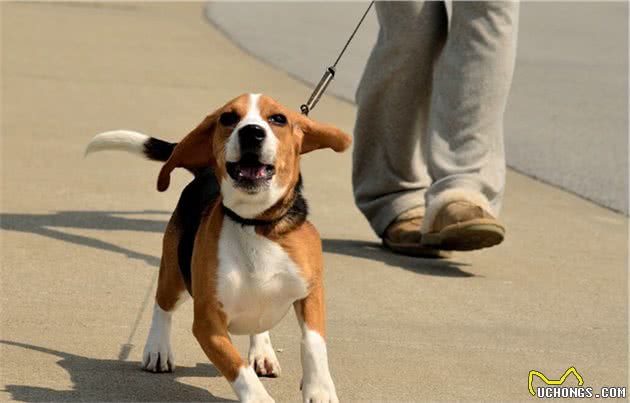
[0,340,234,402]
[322,238,475,277]
[1,209,474,277]
[0,210,168,267]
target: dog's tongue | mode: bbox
[240,166,267,179]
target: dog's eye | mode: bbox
[268,114,287,126]
[219,112,240,127]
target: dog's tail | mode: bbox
[85,130,175,162]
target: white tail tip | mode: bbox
[85,130,150,157]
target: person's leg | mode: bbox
[353,1,448,237]
[422,1,519,249]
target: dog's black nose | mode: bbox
[239,124,266,151]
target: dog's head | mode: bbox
[157,93,351,218]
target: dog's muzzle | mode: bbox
[225,124,275,192]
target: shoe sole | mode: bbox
[382,238,452,258]
[422,223,505,251]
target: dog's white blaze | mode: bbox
[231,365,274,402]
[225,93,278,165]
[300,328,339,403]
[216,219,308,335]
[222,93,286,218]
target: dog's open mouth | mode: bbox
[226,154,275,190]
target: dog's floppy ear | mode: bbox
[157,113,218,192]
[297,114,352,154]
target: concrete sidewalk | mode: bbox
[1,3,627,402]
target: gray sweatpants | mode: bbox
[352,1,519,236]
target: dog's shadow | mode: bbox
[0,340,233,402]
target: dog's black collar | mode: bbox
[222,204,279,226]
[222,175,307,229]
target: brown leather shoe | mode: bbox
[421,201,505,251]
[382,208,451,258]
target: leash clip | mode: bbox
[298,1,374,116]
[300,67,336,116]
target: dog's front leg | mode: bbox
[193,300,274,403]
[294,284,338,403]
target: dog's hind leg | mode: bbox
[142,216,189,373]
[248,331,281,377]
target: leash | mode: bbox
[300,1,375,116]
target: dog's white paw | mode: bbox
[142,338,175,372]
[248,332,281,377]
[142,304,175,372]
[299,329,337,403]
[233,366,276,403]
[249,348,281,378]
[302,378,339,403]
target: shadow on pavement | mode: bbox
[322,238,476,277]
[0,210,169,267]
[0,210,474,277]
[0,340,233,402]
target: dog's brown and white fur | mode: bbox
[86,94,351,403]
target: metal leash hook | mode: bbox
[300,0,374,116]
[300,67,336,116]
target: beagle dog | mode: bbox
[85,93,351,403]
